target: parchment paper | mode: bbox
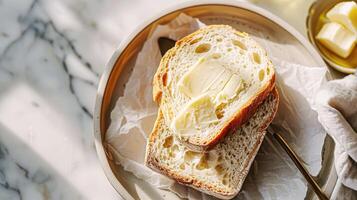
[106,14,328,200]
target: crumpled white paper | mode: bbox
[106,13,204,189]
[315,74,357,191]
[106,13,329,199]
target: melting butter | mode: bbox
[178,58,231,98]
[172,94,218,137]
[215,74,243,106]
[174,57,245,136]
[316,22,356,58]
[326,1,357,36]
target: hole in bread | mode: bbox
[184,151,201,162]
[196,154,209,170]
[252,52,261,64]
[222,179,228,185]
[266,67,270,75]
[168,144,178,158]
[163,136,173,148]
[168,150,174,158]
[222,174,229,185]
[227,48,232,52]
[215,164,225,175]
[259,69,265,81]
[215,104,225,119]
[216,38,223,42]
[190,37,203,45]
[210,53,221,59]
[195,43,211,53]
[179,163,185,170]
[232,40,247,50]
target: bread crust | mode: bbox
[153,25,275,151]
[145,88,279,199]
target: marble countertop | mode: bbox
[0,0,318,199]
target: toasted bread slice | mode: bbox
[153,25,275,151]
[146,88,279,199]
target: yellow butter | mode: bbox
[326,1,357,36]
[178,58,231,98]
[175,57,245,135]
[316,22,356,58]
[215,74,243,105]
[172,94,218,137]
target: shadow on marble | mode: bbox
[0,122,84,199]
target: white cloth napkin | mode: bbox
[315,74,357,190]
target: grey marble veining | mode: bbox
[0,0,106,199]
[0,0,177,199]
[0,0,317,199]
[2,0,355,199]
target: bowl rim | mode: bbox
[306,0,356,74]
[94,1,333,199]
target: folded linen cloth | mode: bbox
[315,74,357,190]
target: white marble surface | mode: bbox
[0,0,188,199]
[0,0,340,200]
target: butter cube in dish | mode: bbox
[316,22,356,58]
[326,1,357,35]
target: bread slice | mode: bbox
[146,88,279,199]
[153,25,275,151]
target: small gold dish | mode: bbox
[307,0,357,74]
